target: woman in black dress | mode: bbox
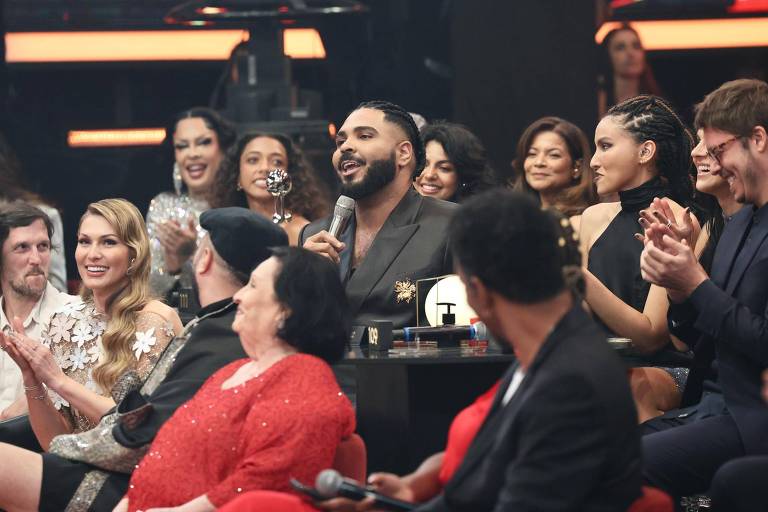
[579,95,696,422]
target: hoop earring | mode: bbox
[236,182,243,191]
[173,163,183,196]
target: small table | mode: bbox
[342,347,514,474]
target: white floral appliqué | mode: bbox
[68,347,89,370]
[71,323,95,347]
[47,315,76,344]
[132,327,157,360]
[59,300,86,318]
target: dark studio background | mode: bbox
[0,1,766,279]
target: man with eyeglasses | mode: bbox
[638,78,768,503]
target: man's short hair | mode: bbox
[694,79,768,137]
[450,190,568,304]
[0,202,53,264]
[356,100,426,174]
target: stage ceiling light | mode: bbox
[68,128,167,148]
[5,28,325,63]
[595,18,768,49]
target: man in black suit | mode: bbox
[414,191,641,511]
[640,78,768,500]
[301,101,457,330]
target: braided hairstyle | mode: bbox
[356,100,426,175]
[606,95,695,206]
[544,207,585,299]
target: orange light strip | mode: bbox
[5,28,325,63]
[68,128,167,148]
[595,18,768,49]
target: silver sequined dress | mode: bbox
[145,192,209,297]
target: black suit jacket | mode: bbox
[668,204,768,454]
[301,189,458,329]
[415,306,642,512]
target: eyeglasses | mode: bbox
[706,135,743,165]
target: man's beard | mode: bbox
[9,270,46,299]
[341,152,397,200]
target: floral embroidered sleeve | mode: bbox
[42,300,105,405]
[41,299,108,431]
[131,311,176,381]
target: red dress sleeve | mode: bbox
[438,380,501,485]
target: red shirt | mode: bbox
[126,354,355,511]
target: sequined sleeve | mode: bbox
[146,192,209,297]
[131,310,177,381]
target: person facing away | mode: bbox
[416,189,641,511]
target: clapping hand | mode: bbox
[640,234,708,303]
[157,218,198,273]
[4,316,66,392]
[636,197,697,250]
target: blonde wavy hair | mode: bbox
[78,198,152,393]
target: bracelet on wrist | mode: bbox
[25,383,47,400]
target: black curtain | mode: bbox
[451,0,598,183]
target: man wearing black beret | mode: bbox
[29,208,288,511]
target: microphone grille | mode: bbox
[315,469,343,498]
[334,195,355,217]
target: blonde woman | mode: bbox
[1,198,182,449]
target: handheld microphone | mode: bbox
[328,195,355,239]
[393,322,488,343]
[315,469,414,511]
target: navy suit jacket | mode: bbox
[669,204,768,453]
[415,306,642,512]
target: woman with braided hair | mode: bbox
[579,95,697,422]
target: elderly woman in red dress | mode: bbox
[114,247,354,512]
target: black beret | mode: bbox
[200,207,288,276]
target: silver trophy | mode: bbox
[266,169,293,224]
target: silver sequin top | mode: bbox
[145,192,209,297]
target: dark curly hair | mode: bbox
[605,95,694,206]
[420,121,497,202]
[211,132,329,221]
[271,246,349,363]
[512,116,598,217]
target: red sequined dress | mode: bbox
[125,354,355,511]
